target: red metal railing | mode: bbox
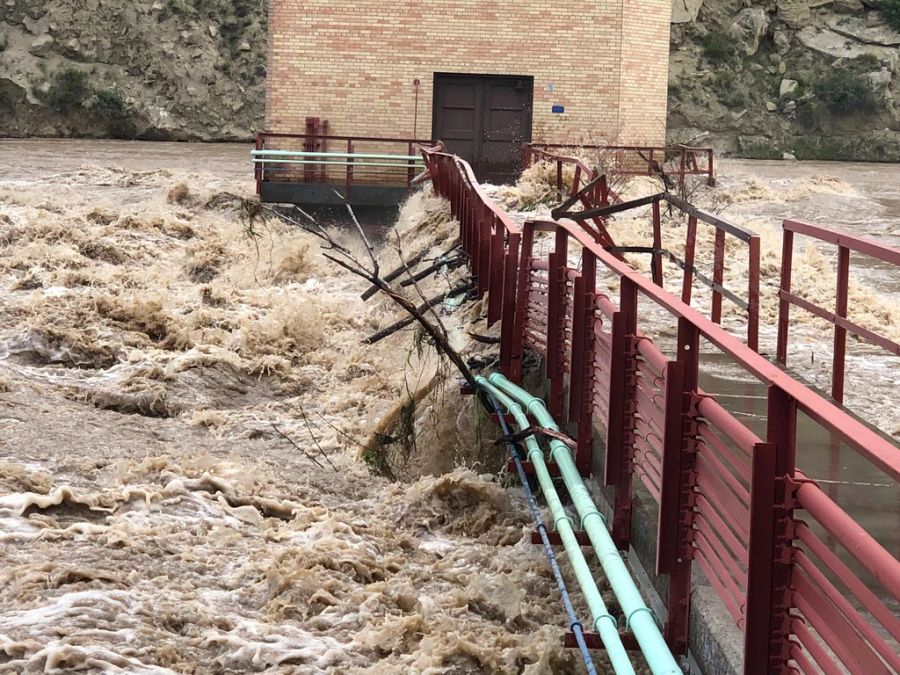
[421,145,900,674]
[420,146,523,376]
[776,219,900,403]
[255,131,433,195]
[523,144,758,350]
[525,142,716,187]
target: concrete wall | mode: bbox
[266,0,672,147]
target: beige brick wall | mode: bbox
[265,1,671,148]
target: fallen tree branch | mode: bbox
[399,254,465,287]
[362,281,474,345]
[467,332,501,345]
[271,423,325,470]
[360,238,460,300]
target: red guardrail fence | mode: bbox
[420,144,900,674]
[776,219,900,403]
[525,142,716,187]
[255,130,433,195]
[556,191,761,351]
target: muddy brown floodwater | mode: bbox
[0,139,898,673]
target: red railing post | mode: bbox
[681,215,698,305]
[776,229,795,364]
[711,229,726,325]
[744,385,797,674]
[707,149,716,187]
[652,198,664,287]
[659,316,700,655]
[546,227,569,422]
[510,222,536,385]
[556,160,563,197]
[711,229,725,324]
[832,245,850,402]
[407,141,415,187]
[487,213,505,326]
[254,133,263,194]
[499,232,521,379]
[345,139,354,198]
[747,235,761,352]
[575,249,597,476]
[598,174,609,206]
[569,269,587,423]
[606,277,639,548]
[478,204,492,298]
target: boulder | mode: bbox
[773,30,791,54]
[798,26,899,70]
[28,33,54,56]
[729,7,770,55]
[672,0,704,23]
[867,68,895,108]
[783,152,798,159]
[780,78,799,97]
[826,15,900,46]
[833,0,863,12]
[777,0,811,29]
[766,100,778,111]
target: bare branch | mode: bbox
[298,407,338,471]
[270,423,325,469]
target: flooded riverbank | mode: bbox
[0,139,897,673]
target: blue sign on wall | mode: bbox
[552,104,565,114]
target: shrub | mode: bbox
[814,69,877,114]
[45,68,91,113]
[702,30,736,63]
[882,0,900,32]
[92,89,136,139]
[92,89,127,117]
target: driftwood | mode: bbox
[363,281,474,345]
[360,238,460,300]
[399,253,464,287]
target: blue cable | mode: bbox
[483,388,598,675]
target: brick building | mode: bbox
[264,0,672,186]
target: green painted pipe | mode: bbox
[486,373,682,675]
[475,376,636,675]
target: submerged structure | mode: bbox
[258,0,673,203]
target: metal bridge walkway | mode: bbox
[419,145,900,675]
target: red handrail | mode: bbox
[777,219,900,403]
[420,144,899,674]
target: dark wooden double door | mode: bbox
[432,73,534,184]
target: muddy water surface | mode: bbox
[1,140,898,673]
[0,139,593,674]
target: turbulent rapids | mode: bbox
[1,140,899,674]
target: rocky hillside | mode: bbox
[668,0,900,160]
[0,0,266,140]
[1,0,899,159]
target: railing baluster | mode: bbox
[832,246,850,403]
[661,317,700,655]
[681,215,698,305]
[499,232,521,379]
[652,198,664,287]
[744,386,797,673]
[712,229,725,324]
[606,277,638,548]
[776,229,795,365]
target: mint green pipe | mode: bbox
[487,373,682,675]
[475,376,636,675]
